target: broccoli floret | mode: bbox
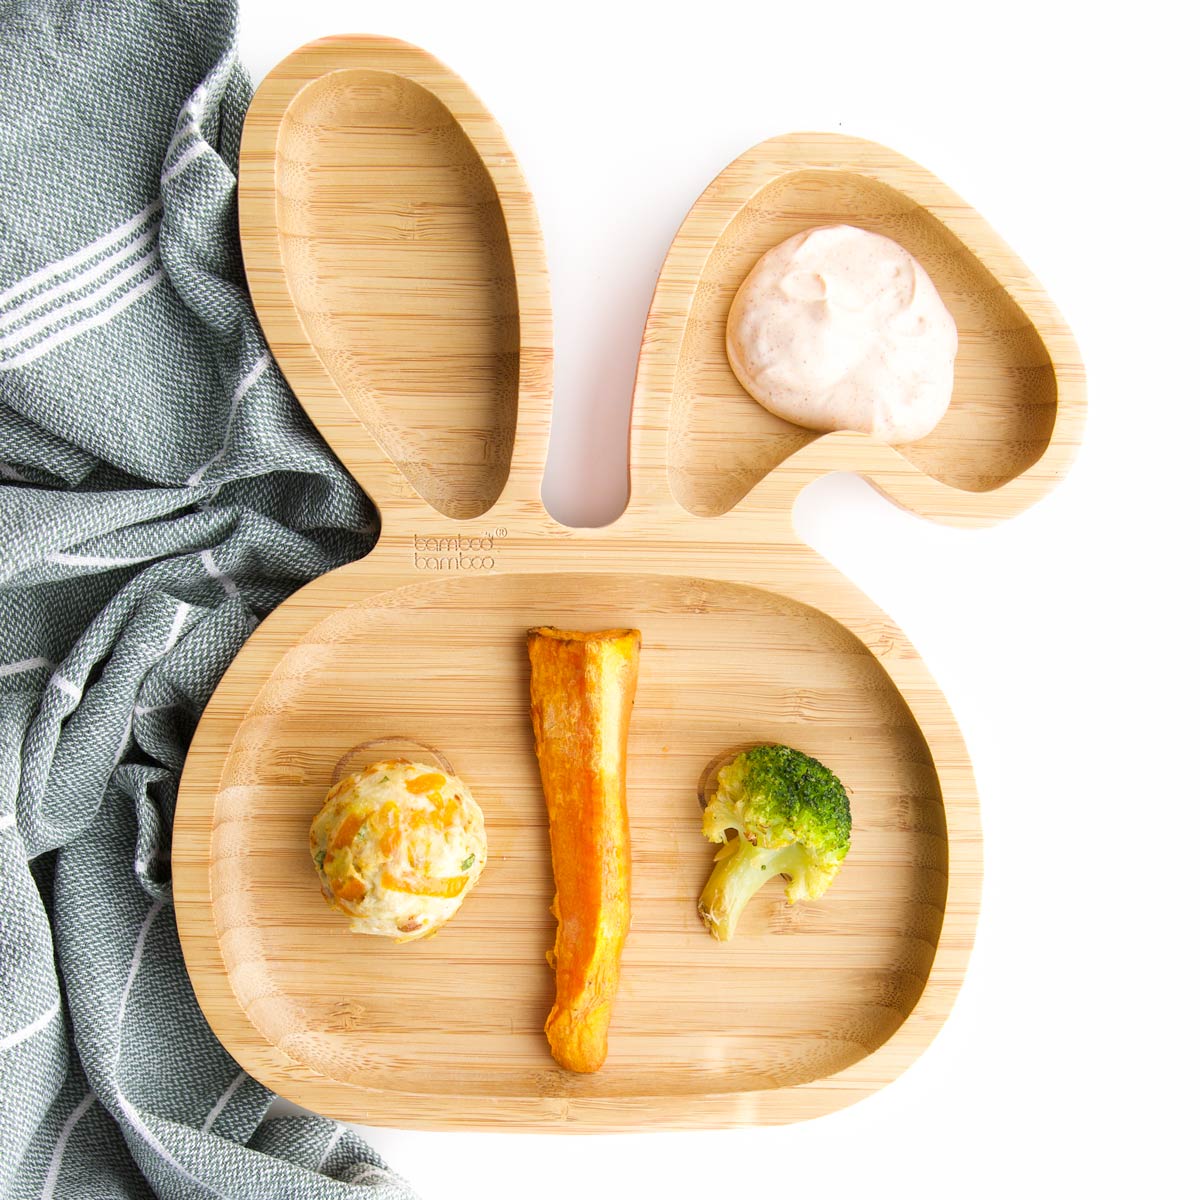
[698,744,851,941]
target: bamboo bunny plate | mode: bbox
[167,33,1094,1131]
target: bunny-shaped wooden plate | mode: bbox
[176,37,989,1130]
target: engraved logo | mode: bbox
[412,531,503,571]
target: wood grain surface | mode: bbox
[166,33,1081,1130]
[632,133,1086,526]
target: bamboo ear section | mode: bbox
[628,133,1085,528]
[238,35,553,526]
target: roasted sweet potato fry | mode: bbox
[527,626,640,1073]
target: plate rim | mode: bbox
[175,556,982,1131]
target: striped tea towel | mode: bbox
[0,2,417,1196]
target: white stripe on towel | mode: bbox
[317,1125,343,1170]
[133,846,169,874]
[0,247,159,352]
[110,897,227,1197]
[117,899,163,1031]
[199,549,238,598]
[0,656,53,678]
[161,141,210,184]
[0,813,15,832]
[0,200,160,309]
[0,999,61,1053]
[0,269,164,372]
[48,551,157,569]
[114,1090,226,1198]
[0,222,160,332]
[49,673,81,703]
[40,1092,96,1200]
[181,81,210,122]
[161,57,225,180]
[343,1163,395,1186]
[164,600,191,653]
[186,353,271,486]
[200,1070,247,1134]
[162,118,201,165]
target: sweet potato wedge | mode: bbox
[527,626,640,1073]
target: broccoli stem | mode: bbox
[698,837,789,942]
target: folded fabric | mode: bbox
[0,2,416,1195]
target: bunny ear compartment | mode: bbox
[238,35,553,527]
[629,133,1085,528]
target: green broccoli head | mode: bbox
[698,744,851,942]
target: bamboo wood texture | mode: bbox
[631,133,1086,526]
[168,35,1060,1131]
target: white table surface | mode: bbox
[240,2,1196,1196]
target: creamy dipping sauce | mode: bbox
[725,224,958,444]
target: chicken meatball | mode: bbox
[310,759,486,941]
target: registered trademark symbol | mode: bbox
[493,528,508,538]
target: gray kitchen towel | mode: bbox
[0,2,418,1196]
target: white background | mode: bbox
[240,2,1197,1197]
